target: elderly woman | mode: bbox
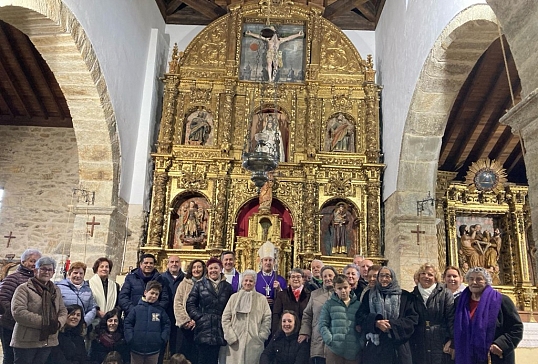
[355,266,418,364]
[272,268,311,333]
[260,310,309,364]
[219,269,271,364]
[56,261,97,327]
[443,265,466,298]
[186,258,232,364]
[10,256,67,364]
[410,263,454,364]
[298,265,337,364]
[0,248,42,364]
[174,259,206,363]
[454,267,523,364]
[89,257,120,321]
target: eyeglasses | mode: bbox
[290,275,303,279]
[38,267,54,273]
[379,274,392,279]
[467,277,485,283]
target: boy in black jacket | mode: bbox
[124,281,171,364]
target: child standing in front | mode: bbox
[124,281,171,364]
[319,274,362,364]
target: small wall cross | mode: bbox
[86,216,101,237]
[4,231,16,247]
[411,224,425,245]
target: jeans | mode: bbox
[0,327,14,364]
[13,347,51,364]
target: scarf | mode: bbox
[208,276,220,293]
[293,285,303,302]
[235,290,253,313]
[418,283,437,304]
[30,277,59,341]
[89,274,117,313]
[98,331,123,348]
[454,286,502,364]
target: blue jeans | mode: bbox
[0,327,14,364]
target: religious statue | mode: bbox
[484,228,502,268]
[325,113,355,152]
[330,202,349,254]
[255,114,285,161]
[180,200,207,245]
[245,26,304,82]
[459,224,482,268]
[187,110,212,146]
[258,172,274,214]
[459,223,503,272]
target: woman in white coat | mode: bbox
[220,269,271,364]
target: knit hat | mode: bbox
[206,257,223,269]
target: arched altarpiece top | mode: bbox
[144,1,384,276]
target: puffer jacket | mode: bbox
[119,268,169,316]
[319,292,362,361]
[186,274,232,346]
[0,264,34,329]
[56,278,97,326]
[124,298,171,355]
[10,279,68,348]
[410,284,454,364]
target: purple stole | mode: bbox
[231,271,240,293]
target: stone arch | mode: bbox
[398,4,499,197]
[0,0,120,265]
[0,1,119,206]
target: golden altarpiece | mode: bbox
[436,160,538,315]
[143,2,384,277]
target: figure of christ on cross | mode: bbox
[86,216,101,237]
[411,224,425,245]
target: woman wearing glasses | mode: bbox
[10,257,68,364]
[271,268,311,334]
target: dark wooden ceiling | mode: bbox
[154,0,386,30]
[0,20,71,128]
[439,37,525,184]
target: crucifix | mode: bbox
[4,231,16,247]
[86,216,100,237]
[411,224,425,245]
[265,284,271,296]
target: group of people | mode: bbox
[0,246,524,364]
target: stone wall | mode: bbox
[0,125,78,258]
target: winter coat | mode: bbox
[219,290,271,364]
[272,286,311,333]
[0,264,34,329]
[356,289,418,364]
[161,269,184,325]
[306,278,323,292]
[299,286,333,358]
[453,294,523,364]
[10,279,68,348]
[124,298,171,355]
[186,275,232,347]
[89,332,130,364]
[410,284,454,364]
[46,326,90,364]
[174,278,195,327]
[56,278,97,327]
[259,331,309,364]
[319,292,362,361]
[119,268,169,316]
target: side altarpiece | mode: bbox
[144,2,383,277]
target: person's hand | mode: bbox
[490,343,503,358]
[375,319,391,333]
[98,310,106,318]
[443,340,452,353]
[273,280,282,291]
[298,334,309,343]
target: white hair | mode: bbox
[241,269,257,285]
[21,249,42,263]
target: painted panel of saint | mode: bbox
[324,113,355,152]
[250,110,288,162]
[456,216,503,284]
[240,23,305,83]
[184,109,214,146]
[320,201,358,257]
[171,197,210,249]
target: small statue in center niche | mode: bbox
[174,199,209,248]
[325,113,355,152]
[330,202,349,254]
[186,110,213,146]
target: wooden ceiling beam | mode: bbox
[0,88,16,117]
[0,114,71,127]
[180,0,227,21]
[166,0,184,16]
[355,2,376,22]
[154,0,167,20]
[0,25,49,118]
[324,0,369,21]
[0,57,30,117]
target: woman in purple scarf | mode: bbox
[454,267,523,364]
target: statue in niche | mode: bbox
[245,26,304,82]
[320,201,358,256]
[325,113,355,152]
[255,114,285,162]
[258,172,274,214]
[260,218,272,242]
[330,202,349,254]
[185,110,213,146]
[172,198,209,248]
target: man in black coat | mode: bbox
[119,253,169,317]
[160,255,185,360]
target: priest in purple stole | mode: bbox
[221,250,242,293]
[255,241,287,308]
